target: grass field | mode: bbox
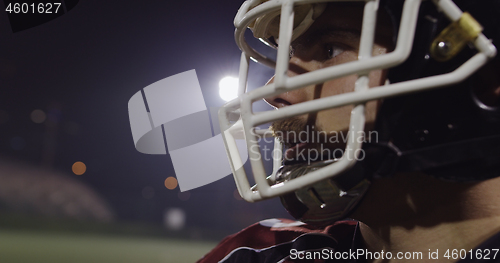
[0,229,217,263]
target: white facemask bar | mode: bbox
[220,0,497,202]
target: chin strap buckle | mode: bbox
[430,12,483,62]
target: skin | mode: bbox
[267,3,391,161]
[264,3,500,262]
[267,3,390,136]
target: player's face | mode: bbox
[265,3,393,161]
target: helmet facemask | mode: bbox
[219,0,496,225]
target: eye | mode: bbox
[327,44,344,59]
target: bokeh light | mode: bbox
[164,176,178,190]
[30,109,46,124]
[219,76,239,101]
[72,161,87,175]
[163,207,186,231]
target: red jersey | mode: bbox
[197,218,361,263]
[198,218,500,263]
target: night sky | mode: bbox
[0,0,289,239]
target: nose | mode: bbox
[263,57,316,109]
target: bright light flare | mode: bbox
[219,76,239,102]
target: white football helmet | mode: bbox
[219,0,497,225]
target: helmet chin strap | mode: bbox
[275,159,370,226]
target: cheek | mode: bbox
[316,105,354,133]
[368,69,387,87]
[313,69,385,132]
[314,75,357,132]
[320,74,358,97]
[364,100,379,130]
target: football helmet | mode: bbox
[219,0,498,225]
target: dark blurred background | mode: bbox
[0,0,290,261]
